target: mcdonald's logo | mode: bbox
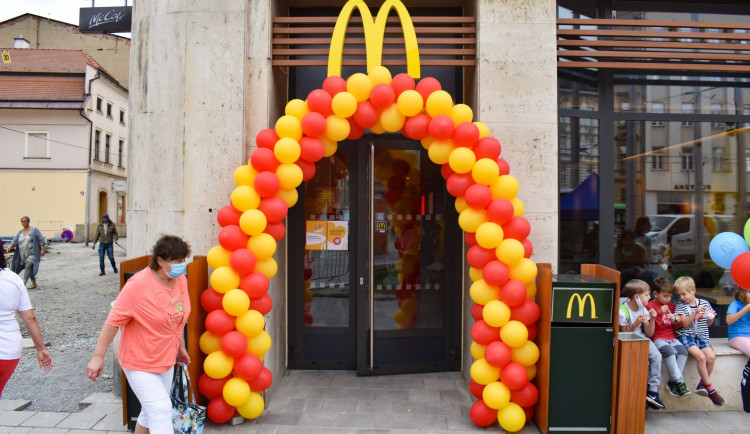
[566,293,597,319]
[328,0,421,78]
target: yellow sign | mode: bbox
[1,50,10,63]
[328,0,421,78]
[306,221,327,250]
[566,293,597,319]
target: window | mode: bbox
[652,102,665,126]
[559,166,570,187]
[105,134,111,164]
[559,136,570,152]
[93,130,101,161]
[682,103,694,126]
[120,109,126,125]
[106,103,113,118]
[652,147,664,170]
[96,97,103,112]
[712,147,725,172]
[710,103,723,128]
[682,147,694,171]
[118,139,124,167]
[25,132,49,158]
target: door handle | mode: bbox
[360,277,364,285]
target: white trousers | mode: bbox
[123,367,173,433]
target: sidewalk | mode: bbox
[1,370,747,433]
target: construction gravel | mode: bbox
[3,240,127,411]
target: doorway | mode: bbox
[98,191,108,220]
[288,135,462,375]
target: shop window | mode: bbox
[94,129,101,161]
[25,132,49,159]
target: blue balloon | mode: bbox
[709,232,749,269]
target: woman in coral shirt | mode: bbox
[86,235,192,434]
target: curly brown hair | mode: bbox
[149,235,191,270]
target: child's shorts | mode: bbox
[678,334,712,350]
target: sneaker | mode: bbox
[708,389,726,406]
[666,381,679,397]
[646,391,666,409]
[676,382,691,397]
[99,271,106,276]
[696,380,709,397]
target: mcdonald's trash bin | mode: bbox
[548,274,616,433]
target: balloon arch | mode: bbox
[197,66,540,432]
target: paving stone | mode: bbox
[322,398,359,412]
[0,400,32,411]
[19,413,68,428]
[54,411,105,430]
[265,396,291,411]
[407,389,442,403]
[0,427,32,433]
[373,388,408,402]
[80,403,122,417]
[79,393,121,404]
[375,413,448,430]
[91,411,128,431]
[25,428,69,434]
[0,410,35,427]
[355,399,390,414]
[256,410,301,426]
[439,389,471,403]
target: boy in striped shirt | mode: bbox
[674,276,725,406]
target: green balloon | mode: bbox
[745,218,750,247]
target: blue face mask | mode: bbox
[166,262,187,278]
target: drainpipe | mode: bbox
[83,71,102,244]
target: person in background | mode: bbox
[726,286,750,358]
[6,216,46,289]
[91,213,119,276]
[0,239,53,398]
[647,277,690,397]
[86,235,191,434]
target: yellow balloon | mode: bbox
[470,341,487,360]
[273,137,301,164]
[472,158,500,186]
[511,197,525,217]
[222,289,250,317]
[368,65,392,85]
[511,340,540,367]
[470,279,500,305]
[509,258,538,284]
[304,287,314,304]
[496,239,525,266]
[236,392,264,419]
[470,358,501,385]
[425,90,453,117]
[223,377,251,407]
[491,175,520,200]
[234,165,255,187]
[276,163,303,190]
[420,136,434,150]
[199,331,222,354]
[427,139,455,165]
[526,282,537,299]
[469,266,484,282]
[397,90,424,117]
[380,104,406,132]
[325,115,350,141]
[498,402,526,433]
[239,209,267,236]
[483,381,511,410]
[346,72,373,102]
[276,187,298,207]
[369,121,386,134]
[450,103,473,125]
[448,147,476,174]
[321,136,338,157]
[455,197,468,213]
[203,350,234,379]
[476,222,504,249]
[207,245,231,270]
[210,266,240,293]
[246,330,272,356]
[483,299,511,328]
[284,99,309,120]
[275,115,302,141]
[236,309,265,337]
[458,207,488,233]
[255,257,278,279]
[331,91,358,118]
[499,320,528,348]
[231,185,261,212]
[525,364,537,381]
[474,121,490,138]
[246,233,276,260]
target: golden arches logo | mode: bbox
[328,0,420,78]
[566,293,597,319]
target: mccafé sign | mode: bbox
[552,287,613,324]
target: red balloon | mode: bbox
[485,340,512,368]
[218,225,249,251]
[229,248,257,275]
[415,77,441,102]
[496,157,510,176]
[469,400,498,427]
[234,353,262,380]
[499,280,527,307]
[259,197,288,222]
[392,159,410,177]
[205,309,236,335]
[503,217,531,241]
[217,205,242,227]
[522,239,533,258]
[369,83,395,110]
[220,330,248,358]
[440,163,455,181]
[403,114,431,140]
[390,73,416,97]
[207,396,235,424]
[471,320,500,346]
[471,303,484,321]
[428,115,455,140]
[501,362,528,390]
[296,158,316,181]
[250,148,279,173]
[446,173,475,198]
[511,382,539,408]
[299,137,325,163]
[301,112,327,138]
[467,245,495,269]
[240,272,270,298]
[526,323,538,341]
[264,221,286,242]
[303,267,313,281]
[474,137,502,160]
[454,122,480,148]
[483,260,510,288]
[254,171,280,198]
[322,75,347,96]
[250,293,273,315]
[248,367,273,392]
[387,176,405,193]
[465,232,477,247]
[198,373,230,399]
[255,129,279,150]
[523,405,534,422]
[487,199,514,225]
[353,101,379,128]
[306,89,332,117]
[201,288,224,312]
[511,299,541,326]
[469,379,485,399]
[464,184,492,209]
[731,252,750,289]
[348,118,365,140]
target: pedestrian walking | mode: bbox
[91,213,118,276]
[5,216,46,289]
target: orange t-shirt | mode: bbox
[106,268,190,373]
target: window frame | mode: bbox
[104,133,112,164]
[94,129,102,161]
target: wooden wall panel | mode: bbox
[533,263,552,434]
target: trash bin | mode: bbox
[548,274,616,433]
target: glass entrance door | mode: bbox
[288,136,461,374]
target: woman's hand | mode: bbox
[37,348,53,371]
[86,356,105,381]
[177,345,191,365]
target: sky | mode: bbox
[1,0,131,30]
